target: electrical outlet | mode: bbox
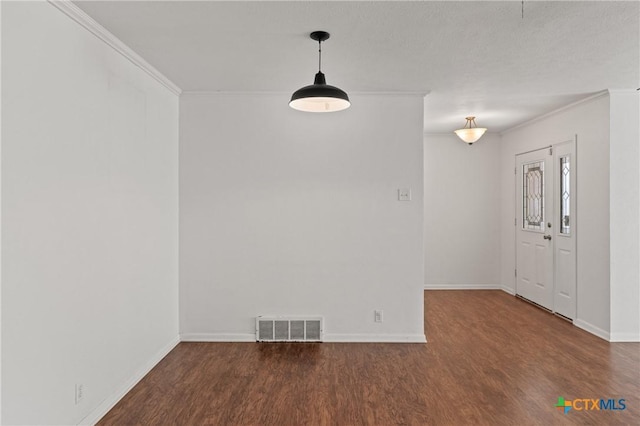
[398,188,411,201]
[374,310,383,323]
[75,383,84,405]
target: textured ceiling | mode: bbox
[74,1,639,132]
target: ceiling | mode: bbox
[74,1,639,133]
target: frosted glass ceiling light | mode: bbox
[454,116,487,145]
[289,31,350,113]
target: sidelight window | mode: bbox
[560,156,571,234]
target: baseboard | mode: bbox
[423,284,515,295]
[500,286,516,295]
[424,284,502,290]
[609,332,640,342]
[323,333,427,343]
[78,335,180,425]
[180,333,256,342]
[180,333,426,343]
[574,319,610,341]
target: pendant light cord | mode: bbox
[318,40,322,72]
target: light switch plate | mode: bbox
[398,188,411,201]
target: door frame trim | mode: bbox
[513,138,577,318]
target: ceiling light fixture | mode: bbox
[289,31,350,113]
[454,116,487,145]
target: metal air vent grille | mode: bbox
[256,316,323,342]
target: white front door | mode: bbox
[516,148,554,310]
[515,140,577,318]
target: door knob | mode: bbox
[543,235,552,240]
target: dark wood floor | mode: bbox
[99,291,640,425]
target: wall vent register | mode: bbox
[256,316,323,342]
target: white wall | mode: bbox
[423,133,501,289]
[609,90,640,341]
[500,94,611,337]
[1,2,179,424]
[180,93,425,342]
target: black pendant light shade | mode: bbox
[289,31,350,112]
[289,72,350,112]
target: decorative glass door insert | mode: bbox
[523,161,544,231]
[560,156,571,234]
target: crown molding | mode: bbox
[48,0,182,96]
[423,131,499,137]
[181,90,429,97]
[607,89,639,94]
[181,91,290,97]
[352,90,429,97]
[500,90,608,135]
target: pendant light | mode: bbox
[289,31,350,113]
[454,116,487,145]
